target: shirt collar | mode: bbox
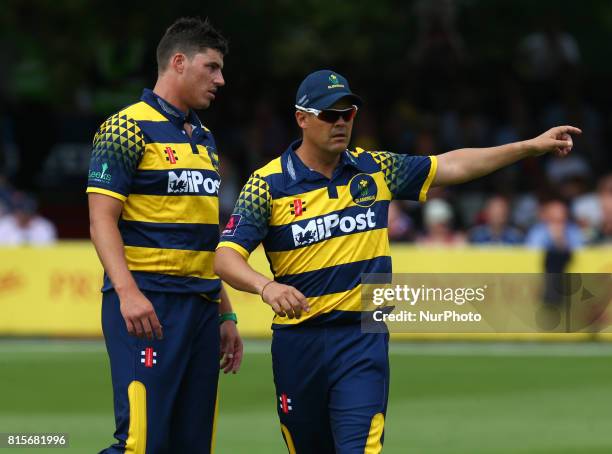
[140,88,202,129]
[282,140,366,188]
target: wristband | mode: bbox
[219,312,238,325]
[260,281,275,299]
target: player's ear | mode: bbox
[170,53,187,74]
[295,111,308,129]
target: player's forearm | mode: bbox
[89,215,138,296]
[214,247,271,296]
[433,141,531,186]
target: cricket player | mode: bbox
[87,17,242,453]
[214,69,580,453]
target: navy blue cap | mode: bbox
[295,70,362,110]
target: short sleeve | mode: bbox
[371,152,437,202]
[86,113,145,201]
[217,174,272,258]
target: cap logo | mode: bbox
[327,73,345,89]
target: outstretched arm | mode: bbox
[433,126,581,186]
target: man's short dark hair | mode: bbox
[156,17,228,72]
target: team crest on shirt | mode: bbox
[349,173,377,207]
[222,214,242,236]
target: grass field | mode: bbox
[1,340,612,453]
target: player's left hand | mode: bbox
[220,320,243,374]
[528,125,582,157]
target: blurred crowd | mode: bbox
[0,180,56,245]
[215,1,612,250]
[0,0,610,246]
[387,173,612,248]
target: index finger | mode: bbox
[292,289,310,313]
[556,125,582,135]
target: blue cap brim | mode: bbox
[317,92,363,110]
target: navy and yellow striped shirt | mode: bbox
[217,140,437,326]
[87,89,221,298]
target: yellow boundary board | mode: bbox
[0,242,610,339]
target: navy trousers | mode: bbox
[100,290,219,454]
[272,323,389,454]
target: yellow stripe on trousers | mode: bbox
[280,424,297,454]
[365,413,385,454]
[125,381,147,454]
[210,392,219,453]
